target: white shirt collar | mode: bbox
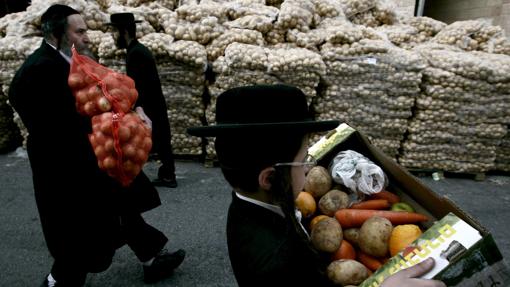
[235,192,285,218]
[45,40,72,64]
[234,192,309,237]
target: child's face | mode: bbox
[290,136,309,200]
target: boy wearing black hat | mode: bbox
[188,84,446,287]
[9,5,184,286]
[107,12,178,188]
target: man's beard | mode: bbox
[60,35,96,60]
[116,35,127,49]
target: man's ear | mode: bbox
[258,167,275,191]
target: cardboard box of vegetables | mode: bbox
[297,123,510,286]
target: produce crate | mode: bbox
[308,123,510,286]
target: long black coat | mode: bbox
[125,40,172,159]
[8,41,161,272]
[227,193,333,286]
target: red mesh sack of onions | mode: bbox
[68,47,138,116]
[89,111,152,187]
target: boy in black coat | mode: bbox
[188,84,446,287]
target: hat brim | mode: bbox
[105,20,143,26]
[187,120,340,137]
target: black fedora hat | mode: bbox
[187,84,339,137]
[106,13,142,27]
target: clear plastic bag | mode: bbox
[329,150,387,195]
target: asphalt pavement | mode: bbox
[1,148,509,286]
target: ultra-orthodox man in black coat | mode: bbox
[9,40,161,272]
[125,39,176,178]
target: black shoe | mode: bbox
[152,177,177,188]
[143,249,185,283]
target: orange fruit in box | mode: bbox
[389,224,422,256]
[295,191,316,218]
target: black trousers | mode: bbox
[50,213,168,286]
[153,121,176,178]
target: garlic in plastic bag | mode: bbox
[329,150,387,196]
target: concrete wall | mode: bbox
[424,0,510,37]
[392,0,416,18]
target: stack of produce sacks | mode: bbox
[0,6,43,91]
[431,20,510,56]
[219,0,337,51]
[204,29,268,160]
[341,0,397,28]
[0,36,41,95]
[0,89,22,153]
[273,0,316,32]
[264,0,346,47]
[113,0,177,10]
[205,42,326,161]
[399,44,510,173]
[86,30,108,60]
[160,1,226,46]
[222,0,279,35]
[267,45,326,99]
[400,16,446,40]
[375,16,446,50]
[98,33,126,73]
[132,2,174,32]
[472,51,510,173]
[0,12,23,37]
[158,40,207,156]
[208,43,278,99]
[316,22,425,159]
[210,42,325,106]
[0,10,41,38]
[206,28,265,62]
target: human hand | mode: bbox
[136,106,152,130]
[380,258,446,287]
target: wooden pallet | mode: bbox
[407,168,486,181]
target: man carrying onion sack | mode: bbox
[8,5,185,286]
[107,13,178,188]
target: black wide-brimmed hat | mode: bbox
[106,13,142,27]
[187,84,339,137]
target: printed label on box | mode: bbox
[360,213,482,287]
